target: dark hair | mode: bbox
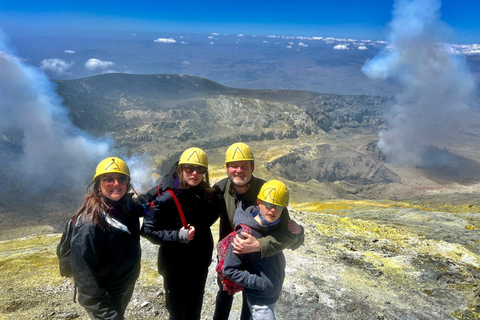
[71,175,134,230]
[175,165,215,198]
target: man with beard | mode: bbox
[213,142,302,320]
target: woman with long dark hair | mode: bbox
[70,157,143,320]
[142,147,226,320]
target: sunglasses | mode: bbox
[102,175,129,185]
[182,166,206,174]
[262,201,284,212]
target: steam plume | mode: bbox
[0,31,155,192]
[362,0,476,167]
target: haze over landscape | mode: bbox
[1,0,480,319]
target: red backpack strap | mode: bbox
[165,189,188,229]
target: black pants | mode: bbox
[80,282,136,320]
[213,275,251,320]
[163,265,210,320]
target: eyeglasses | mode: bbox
[182,166,206,174]
[227,164,251,171]
[261,201,284,212]
[102,175,129,185]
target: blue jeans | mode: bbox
[248,302,276,320]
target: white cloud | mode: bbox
[298,42,308,47]
[447,43,480,56]
[182,61,190,65]
[267,35,278,38]
[211,33,220,36]
[85,58,115,70]
[208,36,214,39]
[333,44,349,50]
[40,58,74,75]
[286,45,292,49]
[64,50,75,54]
[358,46,368,50]
[181,41,189,45]
[262,41,269,44]
[101,69,118,74]
[153,38,177,44]
[237,34,244,37]
[208,42,214,45]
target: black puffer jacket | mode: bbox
[142,162,225,275]
[71,194,142,307]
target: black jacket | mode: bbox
[142,162,225,275]
[71,194,142,304]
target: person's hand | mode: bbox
[187,225,195,241]
[288,219,303,235]
[232,232,260,254]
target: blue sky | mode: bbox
[1,0,479,43]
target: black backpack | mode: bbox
[56,218,74,277]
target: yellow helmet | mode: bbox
[225,142,254,163]
[257,180,289,207]
[179,147,208,168]
[94,157,130,181]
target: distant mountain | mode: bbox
[3,73,480,232]
[54,73,388,156]
[53,73,480,199]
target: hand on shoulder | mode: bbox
[232,232,260,254]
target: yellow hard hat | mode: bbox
[94,157,130,181]
[178,147,208,168]
[257,180,289,207]
[225,142,254,163]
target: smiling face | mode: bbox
[181,166,205,187]
[100,173,128,201]
[226,161,254,187]
[257,199,282,225]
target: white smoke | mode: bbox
[362,0,476,167]
[126,154,158,193]
[0,31,156,192]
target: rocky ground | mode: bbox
[1,200,479,320]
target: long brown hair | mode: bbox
[175,165,215,198]
[71,176,134,230]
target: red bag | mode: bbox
[215,224,252,295]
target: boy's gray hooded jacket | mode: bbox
[223,203,303,305]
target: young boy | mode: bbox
[223,180,304,320]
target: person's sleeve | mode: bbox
[206,190,225,227]
[257,208,298,258]
[135,185,159,205]
[141,194,182,245]
[71,222,107,289]
[223,246,265,290]
[289,226,305,251]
